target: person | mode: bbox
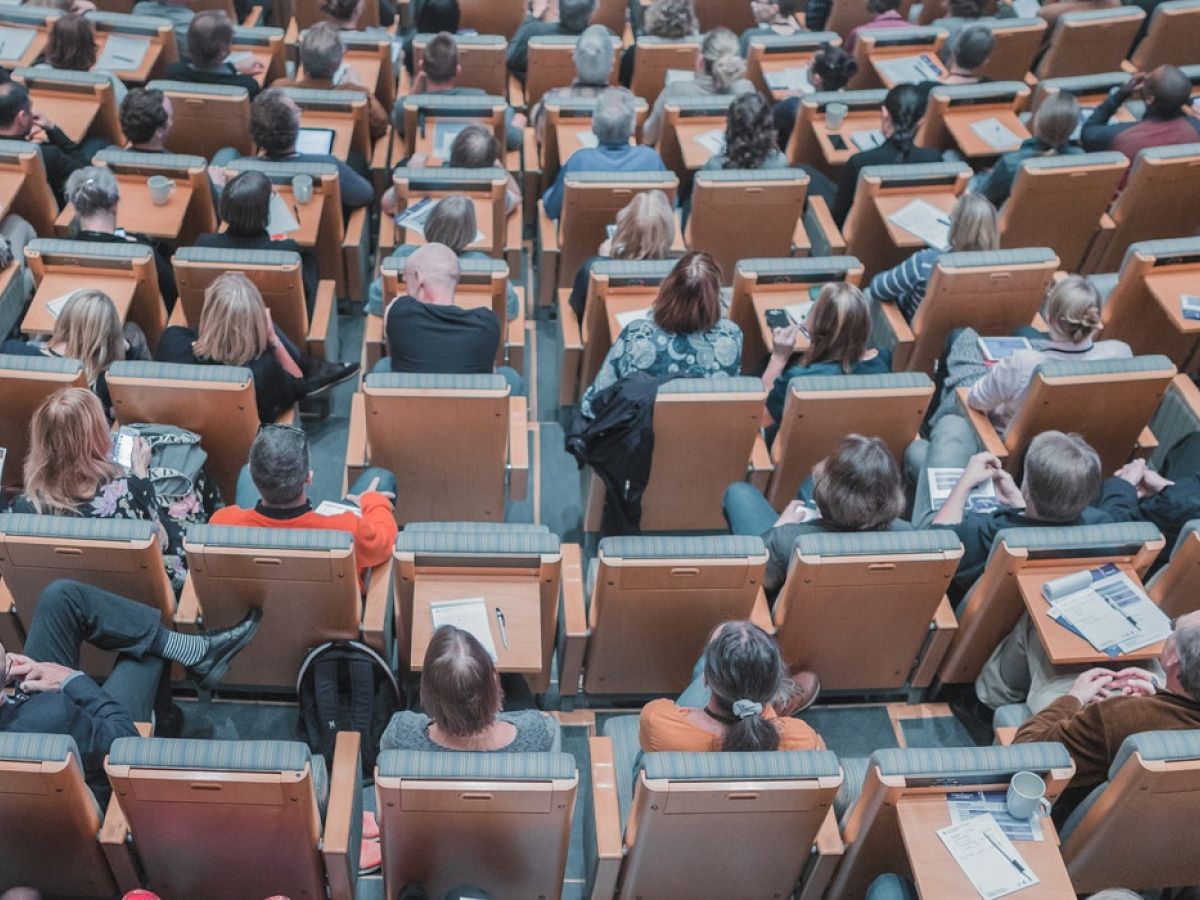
[700,91,788,172]
[63,166,178,312]
[761,283,892,442]
[195,170,319,316]
[0,579,261,800]
[568,188,675,323]
[831,83,940,225]
[869,192,1000,323]
[724,435,910,595]
[844,0,911,54]
[119,87,173,154]
[1101,434,1200,557]
[320,0,386,31]
[618,0,697,87]
[1037,0,1119,28]
[643,28,754,146]
[132,0,193,57]
[402,0,461,75]
[164,11,265,96]
[966,276,1132,433]
[271,23,388,141]
[11,388,219,592]
[210,423,398,588]
[639,620,823,752]
[507,0,597,81]
[40,14,126,105]
[975,91,1081,206]
[774,43,857,150]
[941,23,994,84]
[740,0,803,55]
[379,625,556,752]
[381,123,522,217]
[580,251,742,418]
[534,24,616,139]
[543,87,667,220]
[0,82,89,206]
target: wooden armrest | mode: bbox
[791,214,813,257]
[344,391,368,496]
[749,432,774,491]
[874,300,915,371]
[1135,425,1159,459]
[361,561,391,655]
[242,5,263,25]
[1082,213,1116,272]
[806,196,845,255]
[135,722,153,737]
[954,387,1008,459]
[508,73,526,109]
[362,313,385,374]
[1170,372,1200,419]
[99,792,140,893]
[558,287,583,407]
[749,587,775,635]
[588,736,625,898]
[995,726,1018,746]
[322,730,363,900]
[815,807,844,857]
[0,579,13,616]
[306,279,337,361]
[537,201,560,308]
[174,575,201,630]
[343,206,368,251]
[797,808,845,900]
[507,395,530,501]
[558,542,587,699]
[910,596,959,689]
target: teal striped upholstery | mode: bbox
[108,360,253,384]
[377,750,576,780]
[1168,519,1200,558]
[603,715,642,829]
[735,256,862,279]
[404,521,550,534]
[228,158,339,181]
[0,353,81,375]
[528,33,587,45]
[993,704,1033,730]
[1033,354,1174,380]
[591,259,676,279]
[1121,236,1200,271]
[402,93,506,111]
[1150,0,1200,15]
[1086,272,1118,301]
[794,529,962,558]
[184,523,354,552]
[107,737,312,772]
[564,170,678,185]
[0,513,157,542]
[695,169,809,185]
[993,521,1163,559]
[635,34,701,45]
[787,372,932,393]
[28,238,149,262]
[835,756,870,822]
[176,246,301,267]
[0,6,57,25]
[1108,729,1200,780]
[394,529,561,556]
[659,376,763,395]
[148,80,249,97]
[0,139,43,163]
[1019,151,1127,172]
[343,28,417,47]
[669,95,740,114]
[280,87,366,109]
[95,148,207,172]
[938,248,1057,269]
[865,25,942,42]
[381,253,507,276]
[1041,72,1127,94]
[365,372,507,391]
[87,10,177,33]
[871,742,1072,778]
[1059,5,1143,21]
[14,66,109,87]
[1150,383,1200,471]
[231,24,285,42]
[933,15,1042,29]
[391,167,508,186]
[543,95,650,113]
[412,31,505,46]
[599,534,766,559]
[929,81,1028,102]
[746,30,839,48]
[809,88,887,111]
[1138,142,1200,162]
[642,750,840,781]
[0,732,80,764]
[859,161,970,184]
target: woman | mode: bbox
[966,276,1132,432]
[831,83,941,225]
[64,167,178,312]
[740,0,803,55]
[976,92,1082,207]
[620,0,699,87]
[580,251,743,418]
[41,14,127,105]
[639,620,823,753]
[569,189,675,323]
[774,43,858,151]
[869,192,1000,323]
[380,625,556,752]
[195,170,319,316]
[701,92,788,172]
[643,28,755,146]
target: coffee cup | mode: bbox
[292,174,314,204]
[147,175,174,206]
[1006,770,1052,821]
[825,102,849,131]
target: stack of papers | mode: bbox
[764,66,812,93]
[432,122,468,159]
[969,117,1023,151]
[1012,0,1041,17]
[93,35,150,71]
[430,598,498,660]
[947,791,1045,842]
[615,307,651,329]
[1042,563,1172,656]
[1181,293,1200,321]
[395,197,486,243]
[0,26,36,62]
[875,53,943,86]
[888,199,951,250]
[937,813,1039,899]
[314,500,362,518]
[928,467,1000,514]
[850,129,885,151]
[694,128,726,156]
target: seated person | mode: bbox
[941,23,994,84]
[39,14,127,105]
[618,0,697,88]
[119,87,173,154]
[380,625,556,752]
[383,125,522,218]
[507,0,596,81]
[402,0,461,74]
[0,580,260,800]
[845,0,911,53]
[569,188,675,323]
[164,11,265,96]
[700,91,788,172]
[211,422,398,588]
[0,82,90,206]
[869,192,999,323]
[774,43,857,153]
[195,170,319,317]
[761,283,892,442]
[63,166,178,313]
[580,251,743,418]
[133,0,195,55]
[832,83,941,225]
[543,87,667,221]
[640,620,823,752]
[533,24,616,139]
[321,0,397,33]
[1102,434,1200,555]
[976,91,1081,207]
[724,434,910,595]
[271,23,388,142]
[740,0,803,54]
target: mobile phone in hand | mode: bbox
[765,308,793,330]
[111,427,136,469]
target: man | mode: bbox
[942,24,994,84]
[119,88,173,153]
[844,0,910,54]
[164,11,265,96]
[211,424,398,587]
[271,23,388,142]
[132,0,194,57]
[0,579,261,799]
[0,82,88,205]
[542,86,667,220]
[507,0,597,81]
[1081,65,1200,175]
[532,24,615,139]
[1102,431,1200,554]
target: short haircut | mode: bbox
[423,194,476,254]
[1032,91,1079,149]
[46,14,97,71]
[300,22,344,80]
[65,166,119,218]
[422,32,458,84]
[811,434,906,530]
[1022,431,1102,522]
[419,625,502,737]
[1171,618,1200,701]
[0,83,32,130]
[415,0,461,33]
[560,0,597,33]
[952,24,994,71]
[219,170,273,234]
[448,123,501,167]
[1044,274,1102,344]
[251,88,299,156]
[248,423,310,505]
[573,24,614,85]
[1147,64,1191,119]
[947,191,999,253]
[120,88,169,145]
[592,86,635,145]
[320,0,360,21]
[810,43,857,92]
[652,251,721,334]
[187,10,235,68]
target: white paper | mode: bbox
[224,50,255,67]
[888,199,951,250]
[969,116,1023,151]
[1049,589,1142,654]
[314,500,362,518]
[429,597,498,661]
[875,53,943,86]
[93,34,150,71]
[432,122,469,158]
[937,814,1040,899]
[947,791,1044,842]
[764,66,812,93]
[1045,564,1171,655]
[693,127,726,156]
[1181,293,1200,320]
[295,127,335,155]
[850,128,885,151]
[928,466,999,513]
[267,191,300,236]
[664,68,695,84]
[1012,0,1040,17]
[978,336,1033,361]
[1071,106,1095,142]
[615,307,651,329]
[0,26,36,62]
[45,292,75,320]
[576,130,599,148]
[783,299,814,324]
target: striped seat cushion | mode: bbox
[0,732,80,764]
[377,749,575,780]
[108,360,253,384]
[835,756,870,823]
[794,528,962,558]
[365,372,507,391]
[0,513,157,542]
[1108,728,1200,780]
[871,742,1072,779]
[642,749,840,781]
[394,529,561,556]
[107,737,312,772]
[184,523,354,551]
[993,704,1033,730]
[599,534,765,559]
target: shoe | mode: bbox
[185,608,263,693]
[304,360,360,397]
[362,810,380,841]
[774,670,821,718]
[358,836,382,875]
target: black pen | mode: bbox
[494,607,508,649]
[1103,594,1140,629]
[984,832,1030,881]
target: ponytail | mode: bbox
[701,28,745,92]
[703,621,787,753]
[882,82,928,147]
[723,699,781,752]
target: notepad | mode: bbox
[887,199,951,250]
[576,130,599,148]
[874,53,943,86]
[947,791,1045,842]
[937,814,1039,899]
[1182,294,1200,320]
[267,191,301,237]
[693,127,725,156]
[764,66,812,93]
[314,500,362,517]
[432,122,469,159]
[969,117,1023,151]
[850,128,884,151]
[430,597,498,661]
[0,26,36,62]
[93,34,150,71]
[978,335,1033,362]
[615,307,651,329]
[927,466,999,514]
[45,292,76,320]
[1012,0,1040,17]
[664,68,695,84]
[395,196,486,243]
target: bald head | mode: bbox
[1146,65,1191,119]
[404,242,461,305]
[1164,610,1200,701]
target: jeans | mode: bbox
[722,482,778,537]
[906,413,978,528]
[235,465,398,508]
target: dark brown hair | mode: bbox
[419,625,502,737]
[251,88,300,156]
[120,88,169,145]
[802,282,870,373]
[652,251,722,334]
[219,170,272,234]
[422,32,458,84]
[703,621,786,752]
[811,434,906,530]
[46,14,97,71]
[187,10,235,68]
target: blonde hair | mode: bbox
[49,290,124,386]
[22,387,122,514]
[948,192,999,252]
[611,190,675,260]
[1044,275,1103,344]
[1033,92,1080,150]
[193,272,271,366]
[701,28,745,92]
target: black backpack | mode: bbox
[297,640,402,777]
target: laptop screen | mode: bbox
[295,127,336,155]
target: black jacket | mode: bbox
[73,228,179,313]
[164,61,261,98]
[195,230,319,317]
[832,137,942,225]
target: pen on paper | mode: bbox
[495,607,509,649]
[936,216,951,226]
[1103,594,1139,628]
[984,832,1030,880]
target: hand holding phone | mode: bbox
[765,308,793,330]
[111,427,137,469]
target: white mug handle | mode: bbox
[1033,797,1052,820]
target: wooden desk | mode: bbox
[271,186,325,247]
[23,272,137,335]
[944,108,1030,159]
[875,193,957,249]
[897,795,1075,899]
[759,58,817,102]
[93,32,161,84]
[298,109,356,160]
[344,54,383,101]
[55,175,193,242]
[1017,563,1165,666]
[751,288,817,354]
[1145,268,1200,334]
[231,46,275,87]
[30,93,99,144]
[409,575,543,674]
[813,110,882,168]
[0,28,47,69]
[0,168,26,222]
[674,120,724,170]
[871,50,946,89]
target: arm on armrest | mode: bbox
[557,542,588,699]
[322,731,363,900]
[910,596,958,689]
[749,432,774,491]
[361,561,392,655]
[345,391,368,492]
[954,387,1008,459]
[306,279,338,360]
[99,793,140,894]
[559,288,583,406]
[174,575,202,631]
[805,195,846,255]
[588,736,624,898]
[507,395,530,501]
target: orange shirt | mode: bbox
[638,699,823,753]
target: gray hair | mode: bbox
[249,424,310,505]
[1171,617,1200,701]
[560,0,597,32]
[592,86,635,145]
[65,166,119,218]
[574,25,614,86]
[301,22,345,80]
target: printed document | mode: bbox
[937,814,1039,899]
[888,199,951,250]
[430,598,498,661]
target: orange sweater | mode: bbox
[638,699,822,753]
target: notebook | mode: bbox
[429,598,498,661]
[93,34,150,72]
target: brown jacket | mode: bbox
[270,74,389,142]
[1014,691,1200,790]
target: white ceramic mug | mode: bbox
[292,174,314,204]
[825,102,849,131]
[1006,770,1052,821]
[147,175,174,206]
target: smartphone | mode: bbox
[111,427,136,469]
[828,133,847,151]
[765,308,793,330]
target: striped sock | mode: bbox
[160,630,207,667]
